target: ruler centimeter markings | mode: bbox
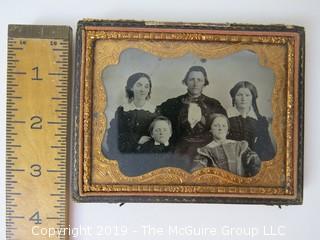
[6,25,72,240]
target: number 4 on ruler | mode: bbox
[29,211,42,224]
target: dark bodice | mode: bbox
[110,106,158,153]
[228,115,275,161]
[157,94,227,144]
[102,106,157,160]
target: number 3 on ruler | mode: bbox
[30,164,41,177]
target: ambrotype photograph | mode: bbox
[101,50,275,177]
[72,20,304,204]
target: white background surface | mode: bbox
[1,0,319,239]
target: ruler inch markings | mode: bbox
[6,24,71,240]
[49,72,67,76]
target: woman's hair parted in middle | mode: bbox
[125,72,152,102]
[182,66,209,86]
[229,81,261,118]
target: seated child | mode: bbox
[137,116,173,153]
[192,114,261,177]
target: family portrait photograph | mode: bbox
[100,48,276,177]
[73,20,303,204]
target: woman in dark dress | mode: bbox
[227,81,276,161]
[101,72,158,176]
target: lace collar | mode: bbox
[227,107,258,120]
[204,139,236,148]
[122,101,155,113]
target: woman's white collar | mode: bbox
[227,107,258,120]
[122,101,155,112]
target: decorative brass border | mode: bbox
[76,24,301,201]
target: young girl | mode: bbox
[192,114,261,177]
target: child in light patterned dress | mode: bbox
[192,113,261,177]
